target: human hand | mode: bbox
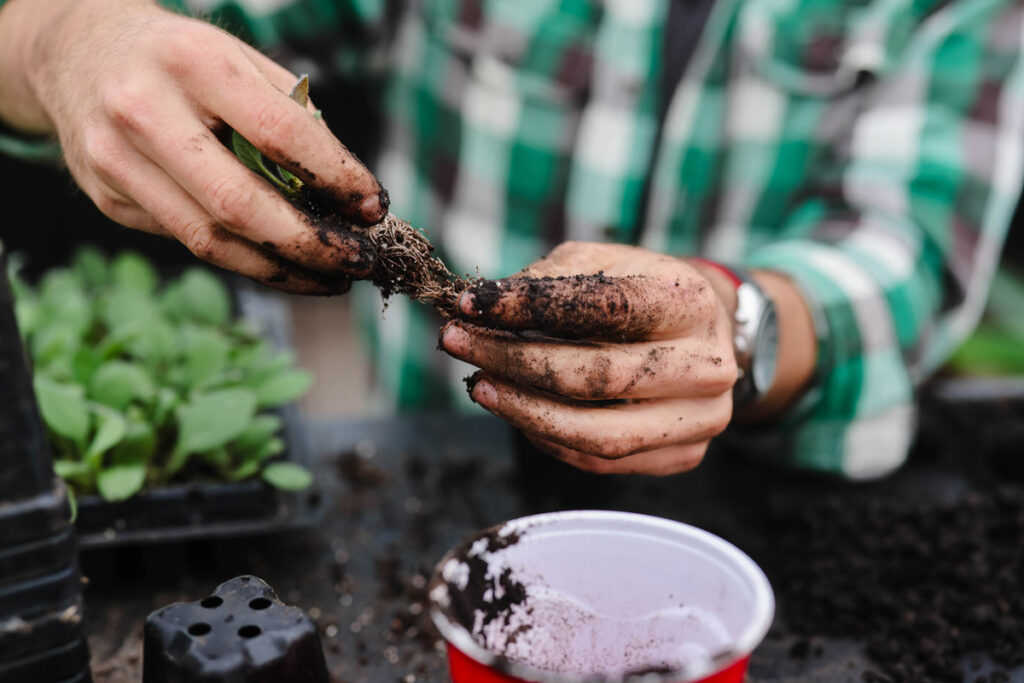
[0,0,386,293]
[439,242,740,475]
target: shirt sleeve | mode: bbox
[740,0,1024,479]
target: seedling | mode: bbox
[9,250,314,503]
[232,76,465,311]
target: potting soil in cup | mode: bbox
[436,524,734,676]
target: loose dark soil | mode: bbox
[766,390,1024,682]
[442,527,527,636]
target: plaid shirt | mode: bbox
[5,0,1024,478]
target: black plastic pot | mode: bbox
[143,575,329,683]
[0,245,92,683]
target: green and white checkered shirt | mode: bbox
[5,0,1024,478]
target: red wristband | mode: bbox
[693,257,742,289]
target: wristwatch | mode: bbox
[696,260,780,406]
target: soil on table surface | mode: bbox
[82,395,1024,683]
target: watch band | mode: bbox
[693,257,741,288]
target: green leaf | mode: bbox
[949,326,1024,375]
[14,299,39,337]
[34,377,90,447]
[97,464,147,502]
[72,246,109,289]
[90,361,155,410]
[151,387,180,428]
[112,251,158,293]
[170,388,257,473]
[110,416,157,466]
[182,328,229,387]
[38,273,92,337]
[230,459,262,481]
[6,252,32,301]
[232,130,267,175]
[67,487,77,524]
[32,323,82,368]
[251,436,285,462]
[200,447,232,470]
[127,319,177,366]
[986,268,1024,341]
[54,459,93,482]
[255,369,312,407]
[241,348,294,385]
[262,462,312,491]
[102,288,157,335]
[84,406,127,468]
[231,131,294,194]
[96,326,136,360]
[234,414,283,456]
[176,269,231,326]
[71,347,101,386]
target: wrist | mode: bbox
[0,0,158,135]
[686,258,816,421]
[735,270,817,423]
[0,0,76,134]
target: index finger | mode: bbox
[189,47,388,225]
[456,273,717,341]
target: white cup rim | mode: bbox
[429,510,775,683]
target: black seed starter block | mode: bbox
[142,575,328,683]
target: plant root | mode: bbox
[365,213,466,315]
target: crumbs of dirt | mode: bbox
[768,391,1024,683]
[337,451,390,488]
[444,528,527,635]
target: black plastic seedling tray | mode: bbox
[73,286,324,549]
[74,404,323,549]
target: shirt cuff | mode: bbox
[0,129,61,163]
[728,239,916,480]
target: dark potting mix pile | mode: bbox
[768,488,1024,682]
[765,393,1024,682]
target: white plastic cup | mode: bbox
[429,511,774,683]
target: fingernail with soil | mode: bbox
[359,193,387,224]
[457,291,478,317]
[471,380,497,409]
[440,322,470,356]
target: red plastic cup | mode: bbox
[429,511,773,683]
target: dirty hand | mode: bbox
[439,242,742,476]
[0,0,386,293]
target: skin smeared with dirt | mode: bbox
[288,183,467,309]
[463,273,718,342]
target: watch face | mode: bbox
[751,306,779,393]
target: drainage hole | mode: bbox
[248,598,272,610]
[238,625,262,639]
[188,623,212,636]
[200,596,223,609]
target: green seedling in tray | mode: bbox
[9,248,313,503]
